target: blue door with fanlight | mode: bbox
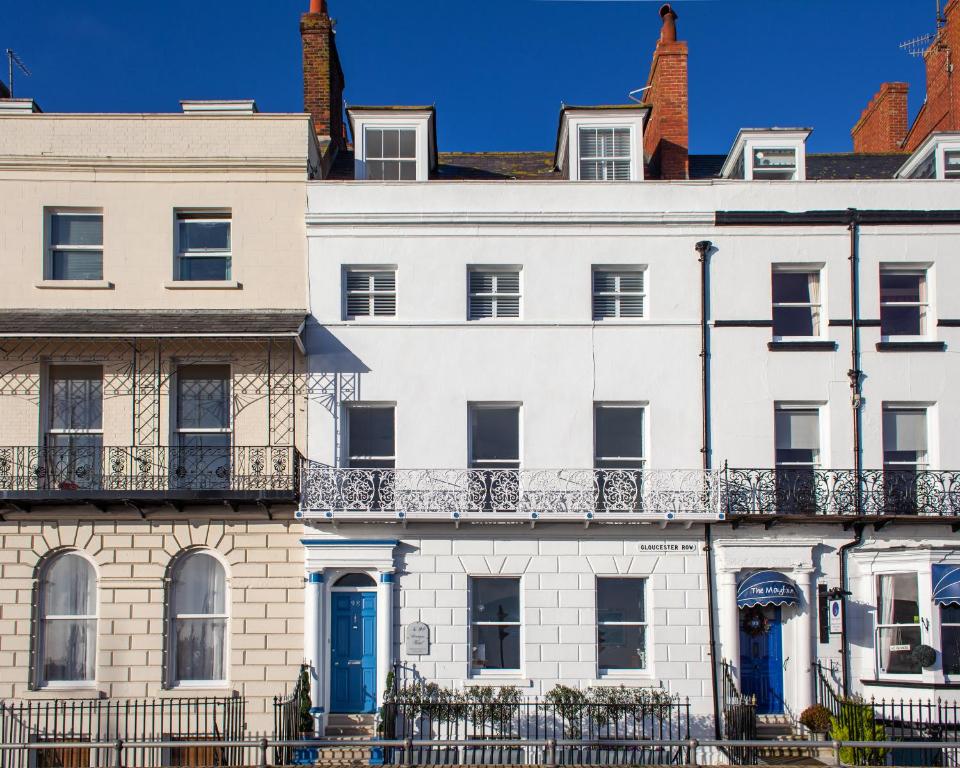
[331,592,377,713]
[739,607,784,715]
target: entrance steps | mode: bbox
[324,713,376,738]
[315,715,377,767]
[755,717,828,766]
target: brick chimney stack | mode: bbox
[851,82,909,153]
[302,0,345,152]
[643,4,689,180]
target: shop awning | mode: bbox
[737,570,800,607]
[933,565,960,606]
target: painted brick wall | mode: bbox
[851,82,909,153]
[0,518,304,735]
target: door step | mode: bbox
[325,713,376,738]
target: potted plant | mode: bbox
[465,686,522,765]
[799,704,832,740]
[546,685,588,763]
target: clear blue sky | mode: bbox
[2,0,938,154]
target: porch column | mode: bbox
[304,571,325,733]
[717,570,740,683]
[376,570,395,708]
[793,568,815,714]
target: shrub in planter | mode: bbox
[799,704,832,735]
[830,699,887,766]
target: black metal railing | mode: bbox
[726,468,960,517]
[272,665,311,766]
[0,696,246,768]
[816,662,960,766]
[380,676,690,765]
[0,445,298,495]
[719,660,757,765]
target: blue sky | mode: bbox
[2,0,938,154]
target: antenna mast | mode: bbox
[5,49,31,99]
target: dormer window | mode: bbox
[579,127,631,181]
[896,133,960,180]
[721,129,810,181]
[751,148,797,180]
[348,107,437,182]
[555,106,648,181]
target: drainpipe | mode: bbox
[847,210,863,516]
[695,239,722,739]
[838,524,864,697]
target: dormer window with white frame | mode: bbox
[721,129,810,181]
[348,107,437,182]
[555,106,647,181]
[896,133,960,180]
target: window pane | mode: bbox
[52,215,102,246]
[348,407,395,460]
[883,410,927,455]
[174,433,230,489]
[398,130,416,159]
[177,366,229,429]
[53,250,103,280]
[472,578,520,623]
[44,555,96,616]
[366,160,386,180]
[597,578,645,623]
[49,366,103,431]
[753,148,795,168]
[366,129,383,159]
[775,409,819,452]
[772,272,813,304]
[380,160,401,180]
[877,625,922,674]
[471,624,520,670]
[179,221,230,251]
[881,306,922,336]
[881,272,923,303]
[943,625,960,676]
[598,624,646,670]
[878,574,919,625]
[399,161,417,181]
[595,406,643,460]
[470,407,519,462]
[42,619,96,682]
[180,256,230,281]
[383,130,400,159]
[773,306,816,337]
[175,618,226,681]
[174,554,226,615]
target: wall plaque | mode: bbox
[636,542,698,554]
[406,622,430,655]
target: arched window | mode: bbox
[333,573,376,588]
[170,552,227,684]
[38,552,97,685]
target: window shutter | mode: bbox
[497,295,520,318]
[470,296,494,319]
[593,270,644,319]
[469,271,520,319]
[495,272,520,295]
[619,294,644,317]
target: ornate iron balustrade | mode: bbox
[299,463,724,520]
[0,445,297,495]
[725,468,960,517]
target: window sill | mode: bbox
[875,341,946,352]
[164,280,241,290]
[28,684,102,698]
[35,280,113,290]
[768,340,838,352]
[593,672,655,685]
[861,678,959,689]
[464,676,532,687]
[162,683,235,695]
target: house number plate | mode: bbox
[406,622,430,655]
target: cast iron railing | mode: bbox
[0,696,246,768]
[300,464,723,520]
[720,660,757,765]
[0,445,297,494]
[816,662,960,766]
[726,468,960,517]
[380,678,690,765]
[272,665,310,766]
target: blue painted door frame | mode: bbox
[739,607,785,715]
[330,591,377,714]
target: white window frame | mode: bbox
[36,551,98,689]
[592,267,647,321]
[167,550,230,688]
[578,126,633,182]
[881,405,929,471]
[350,112,432,182]
[343,267,397,320]
[773,404,821,469]
[879,266,930,340]
[593,403,646,469]
[897,137,960,179]
[468,403,522,471]
[362,126,418,181]
[174,210,232,282]
[343,403,396,469]
[45,209,104,282]
[469,576,522,676]
[750,147,798,180]
[721,131,809,181]
[596,576,648,675]
[467,267,522,321]
[875,572,923,679]
[771,264,823,340]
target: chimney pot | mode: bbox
[309,0,327,13]
[659,4,678,43]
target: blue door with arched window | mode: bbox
[739,607,784,715]
[330,592,377,713]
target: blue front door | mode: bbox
[331,592,377,713]
[739,607,784,715]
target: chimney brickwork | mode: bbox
[302,2,345,151]
[851,82,910,153]
[643,5,689,180]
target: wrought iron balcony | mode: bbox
[299,463,725,521]
[724,468,960,518]
[0,445,298,506]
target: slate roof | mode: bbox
[328,150,909,181]
[0,310,307,337]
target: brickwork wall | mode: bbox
[301,9,345,149]
[851,82,909,153]
[904,0,960,151]
[0,518,304,735]
[643,42,689,180]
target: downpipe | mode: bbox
[838,523,864,697]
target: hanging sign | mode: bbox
[406,622,430,655]
[828,598,843,634]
